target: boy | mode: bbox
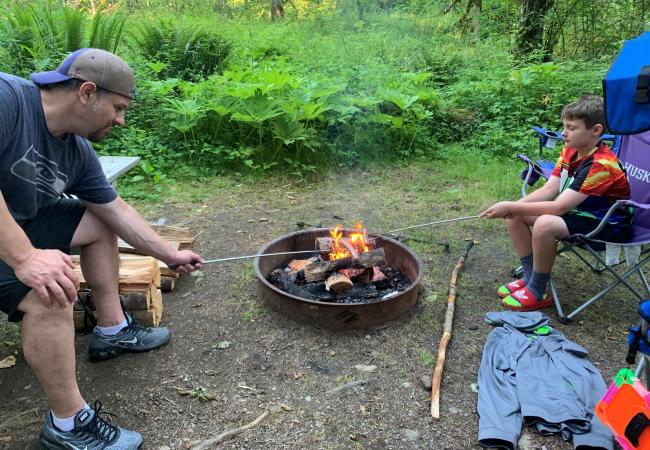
[480,95,632,311]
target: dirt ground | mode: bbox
[0,166,642,449]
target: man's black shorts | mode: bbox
[562,211,632,243]
[0,198,86,322]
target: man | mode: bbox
[0,48,204,449]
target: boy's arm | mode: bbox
[482,188,587,219]
[519,176,560,203]
[510,188,587,216]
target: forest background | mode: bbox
[1,0,648,192]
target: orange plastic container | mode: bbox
[596,369,650,450]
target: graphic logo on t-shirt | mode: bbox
[10,145,68,198]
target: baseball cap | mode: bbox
[31,48,136,99]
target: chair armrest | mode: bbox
[583,200,640,239]
[618,199,650,210]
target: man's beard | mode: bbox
[87,126,112,143]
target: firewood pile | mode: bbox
[268,234,411,304]
[72,225,198,329]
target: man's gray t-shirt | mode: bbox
[0,73,117,221]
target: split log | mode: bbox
[150,284,163,323]
[269,269,335,301]
[73,308,159,329]
[74,290,150,311]
[339,268,365,279]
[288,259,312,273]
[73,311,92,330]
[315,237,334,252]
[371,266,386,282]
[72,254,161,291]
[118,237,180,256]
[160,275,176,292]
[150,224,197,250]
[131,309,159,327]
[325,273,353,294]
[159,260,181,278]
[339,238,358,258]
[299,248,385,283]
[357,267,373,284]
[431,240,474,419]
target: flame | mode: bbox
[328,224,349,260]
[350,221,369,253]
[327,222,371,260]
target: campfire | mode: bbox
[268,223,411,304]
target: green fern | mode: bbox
[62,7,85,52]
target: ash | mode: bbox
[268,264,411,305]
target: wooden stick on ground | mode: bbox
[191,410,269,450]
[431,240,475,419]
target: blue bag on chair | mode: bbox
[627,300,650,364]
[604,32,650,135]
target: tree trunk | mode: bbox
[271,0,285,20]
[516,0,554,58]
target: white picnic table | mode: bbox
[99,156,140,186]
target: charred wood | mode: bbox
[325,273,354,294]
[298,248,385,283]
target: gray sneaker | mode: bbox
[89,313,171,362]
[40,401,143,449]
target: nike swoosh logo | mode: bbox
[119,337,138,344]
[65,443,88,450]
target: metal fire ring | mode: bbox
[254,228,423,329]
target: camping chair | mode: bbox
[518,126,617,199]
[549,131,650,324]
[549,30,650,323]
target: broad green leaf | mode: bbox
[300,102,330,121]
[369,113,394,125]
[378,88,419,111]
[272,119,307,145]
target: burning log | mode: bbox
[269,269,335,301]
[288,259,313,273]
[315,237,334,252]
[339,238,358,258]
[339,268,373,284]
[298,248,386,283]
[371,266,386,282]
[325,273,354,294]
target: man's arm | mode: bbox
[83,197,203,272]
[0,191,79,306]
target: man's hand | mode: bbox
[480,201,514,219]
[167,250,204,273]
[14,249,79,307]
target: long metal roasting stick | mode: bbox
[167,250,321,269]
[170,215,481,269]
[386,215,481,234]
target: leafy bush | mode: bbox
[130,18,232,81]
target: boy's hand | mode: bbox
[480,201,514,219]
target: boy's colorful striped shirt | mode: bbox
[551,143,631,223]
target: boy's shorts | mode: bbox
[561,211,632,243]
[0,198,86,322]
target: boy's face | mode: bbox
[562,118,603,151]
